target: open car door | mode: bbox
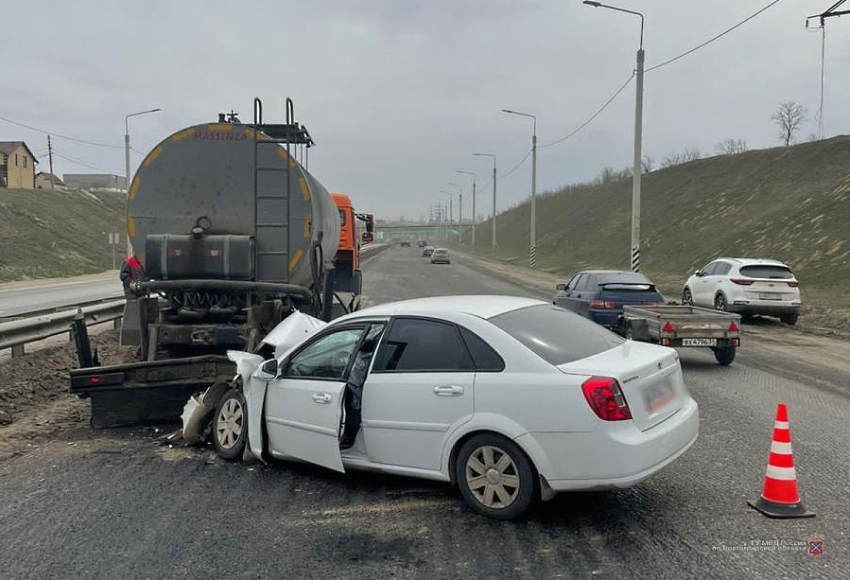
[263,326,367,473]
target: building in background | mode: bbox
[35,172,66,190]
[0,141,38,189]
[62,173,126,191]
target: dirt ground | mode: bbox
[0,330,138,460]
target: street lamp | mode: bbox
[448,182,463,236]
[439,189,453,241]
[124,107,162,256]
[583,0,644,272]
[473,153,497,256]
[502,109,537,269]
[456,171,476,248]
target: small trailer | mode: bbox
[621,305,741,365]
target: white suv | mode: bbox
[682,258,801,325]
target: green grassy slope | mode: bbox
[468,136,850,292]
[0,189,126,281]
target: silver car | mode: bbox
[430,248,451,264]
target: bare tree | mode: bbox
[661,152,683,168]
[641,155,655,173]
[771,102,807,146]
[681,148,702,162]
[714,138,749,155]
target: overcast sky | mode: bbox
[3,0,848,221]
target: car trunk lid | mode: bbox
[557,341,687,431]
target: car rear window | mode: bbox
[739,265,794,279]
[601,283,653,291]
[596,273,652,286]
[489,305,624,365]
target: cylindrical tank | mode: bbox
[127,122,339,288]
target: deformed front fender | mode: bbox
[227,350,268,462]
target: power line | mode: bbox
[53,151,121,174]
[646,0,784,73]
[499,149,533,180]
[0,115,124,149]
[540,72,635,149]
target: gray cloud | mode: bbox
[3,0,846,220]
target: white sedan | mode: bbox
[211,295,699,520]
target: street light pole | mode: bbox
[124,107,162,257]
[473,153,497,256]
[456,171,476,248]
[439,189,453,241]
[448,182,462,243]
[502,109,537,269]
[583,0,644,271]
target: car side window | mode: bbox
[578,274,594,291]
[283,327,365,380]
[702,262,719,276]
[570,274,585,292]
[715,262,732,276]
[459,327,505,372]
[372,318,474,372]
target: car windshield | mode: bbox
[739,265,794,279]
[489,304,624,365]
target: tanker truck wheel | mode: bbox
[213,389,247,460]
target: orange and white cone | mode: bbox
[748,403,815,518]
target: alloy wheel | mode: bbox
[216,397,244,450]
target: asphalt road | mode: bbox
[0,247,846,579]
[0,277,122,317]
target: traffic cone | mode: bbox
[748,403,815,518]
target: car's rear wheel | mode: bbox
[713,346,736,366]
[455,433,536,520]
[682,288,693,306]
[714,293,728,312]
[780,312,799,326]
[213,389,247,460]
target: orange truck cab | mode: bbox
[331,193,372,295]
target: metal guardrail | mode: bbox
[0,300,125,357]
[0,296,124,322]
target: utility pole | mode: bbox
[474,153,497,256]
[456,171,476,248]
[47,135,55,189]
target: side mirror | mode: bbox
[556,283,566,291]
[254,359,278,381]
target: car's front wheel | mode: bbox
[682,288,693,306]
[213,389,247,460]
[455,433,537,520]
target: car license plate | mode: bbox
[759,292,781,300]
[682,338,717,346]
[643,380,676,414]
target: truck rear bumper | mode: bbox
[70,355,234,428]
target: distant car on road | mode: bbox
[422,245,435,257]
[400,240,411,247]
[212,295,699,520]
[682,258,801,325]
[417,240,428,248]
[430,248,451,264]
[553,270,664,332]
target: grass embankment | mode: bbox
[456,136,850,330]
[0,189,125,282]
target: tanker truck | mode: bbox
[69,98,379,427]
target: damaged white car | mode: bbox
[187,296,699,520]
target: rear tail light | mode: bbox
[88,376,102,385]
[786,281,799,288]
[728,321,739,333]
[731,338,740,346]
[589,300,616,309]
[730,279,754,286]
[581,376,632,421]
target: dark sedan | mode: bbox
[553,270,664,331]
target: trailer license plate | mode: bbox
[682,338,717,346]
[759,292,781,300]
[643,380,675,414]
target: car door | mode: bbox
[571,274,596,318]
[693,262,718,306]
[264,325,366,472]
[558,273,586,314]
[361,317,476,471]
